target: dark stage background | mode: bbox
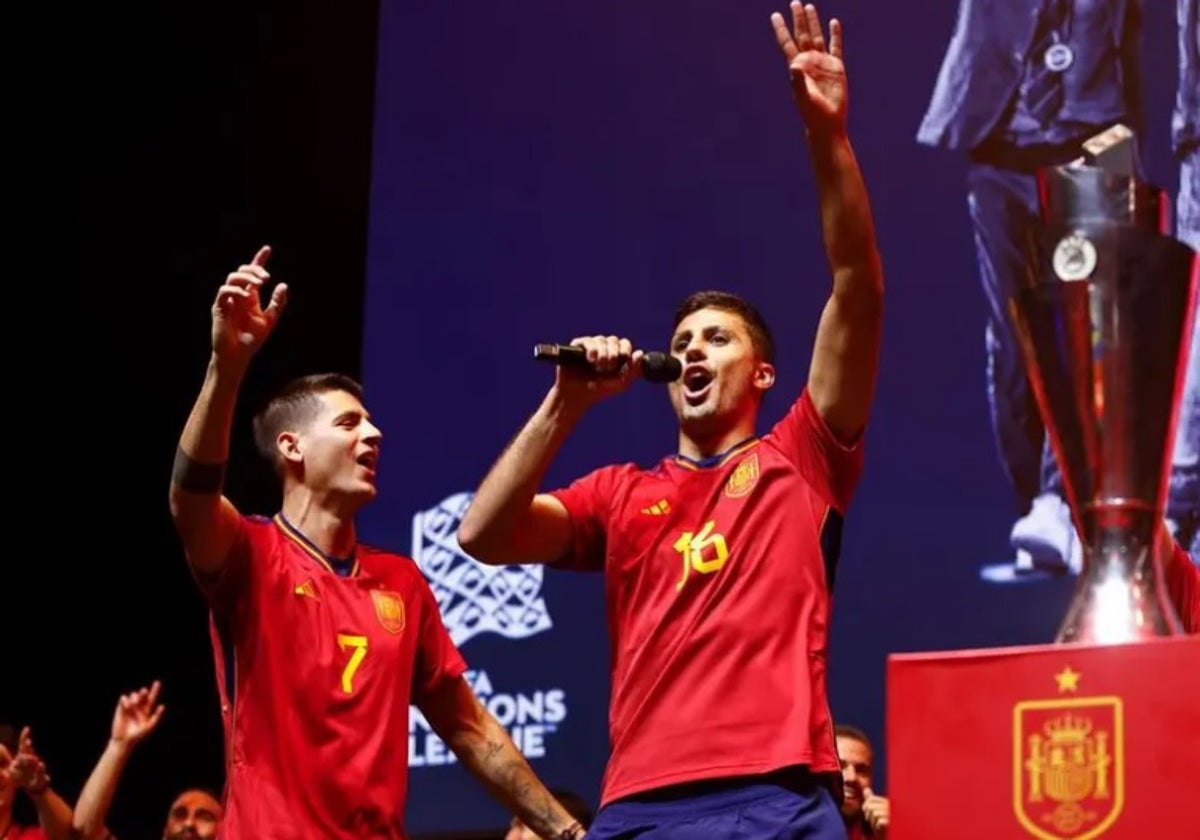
[11,0,379,837]
[7,1,1182,839]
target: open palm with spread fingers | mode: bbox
[111,681,166,747]
[770,2,847,135]
[212,244,289,366]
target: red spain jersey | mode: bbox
[550,389,863,806]
[197,514,467,839]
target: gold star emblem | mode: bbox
[1055,666,1081,693]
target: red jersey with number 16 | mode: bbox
[550,389,863,806]
[196,514,467,839]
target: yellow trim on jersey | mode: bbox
[273,513,362,577]
[673,438,760,471]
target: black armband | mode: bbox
[171,447,227,495]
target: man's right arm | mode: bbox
[70,736,130,840]
[169,360,246,574]
[169,245,287,575]
[72,683,164,840]
[456,386,585,566]
[458,335,639,566]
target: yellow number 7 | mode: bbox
[337,634,368,694]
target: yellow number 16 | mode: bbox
[673,521,730,591]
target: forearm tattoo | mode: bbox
[479,737,581,839]
[171,447,227,495]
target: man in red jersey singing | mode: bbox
[457,3,884,837]
[168,245,585,840]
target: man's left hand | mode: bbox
[770,2,848,136]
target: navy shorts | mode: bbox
[586,768,845,840]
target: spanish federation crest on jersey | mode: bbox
[412,492,553,646]
[370,589,406,635]
[1013,668,1124,840]
[725,453,760,498]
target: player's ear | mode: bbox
[277,431,303,464]
[753,361,775,392]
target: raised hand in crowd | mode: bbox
[0,725,75,840]
[72,682,166,840]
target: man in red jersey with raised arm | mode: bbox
[168,245,585,840]
[457,4,884,837]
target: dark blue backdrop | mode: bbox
[357,1,1178,833]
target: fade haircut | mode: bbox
[672,291,775,365]
[252,373,365,472]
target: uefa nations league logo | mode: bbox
[411,492,553,646]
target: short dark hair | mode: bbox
[672,291,775,364]
[550,788,594,829]
[251,373,365,470]
[835,724,873,753]
[172,786,224,807]
[0,722,16,753]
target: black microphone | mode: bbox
[533,344,682,383]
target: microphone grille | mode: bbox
[642,352,682,383]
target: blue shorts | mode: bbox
[586,768,845,840]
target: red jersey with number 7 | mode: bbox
[195,513,466,839]
[549,388,863,806]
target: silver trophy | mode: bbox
[1010,127,1198,643]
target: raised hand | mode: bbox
[10,727,50,793]
[770,2,848,136]
[554,335,644,409]
[212,245,289,367]
[110,681,166,748]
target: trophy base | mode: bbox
[1055,541,1185,644]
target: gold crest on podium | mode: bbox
[1013,668,1124,840]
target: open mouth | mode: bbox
[683,366,713,404]
[356,451,378,471]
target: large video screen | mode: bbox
[359,1,1187,834]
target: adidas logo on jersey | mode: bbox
[294,579,320,600]
[640,499,671,516]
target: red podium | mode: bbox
[886,636,1200,839]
